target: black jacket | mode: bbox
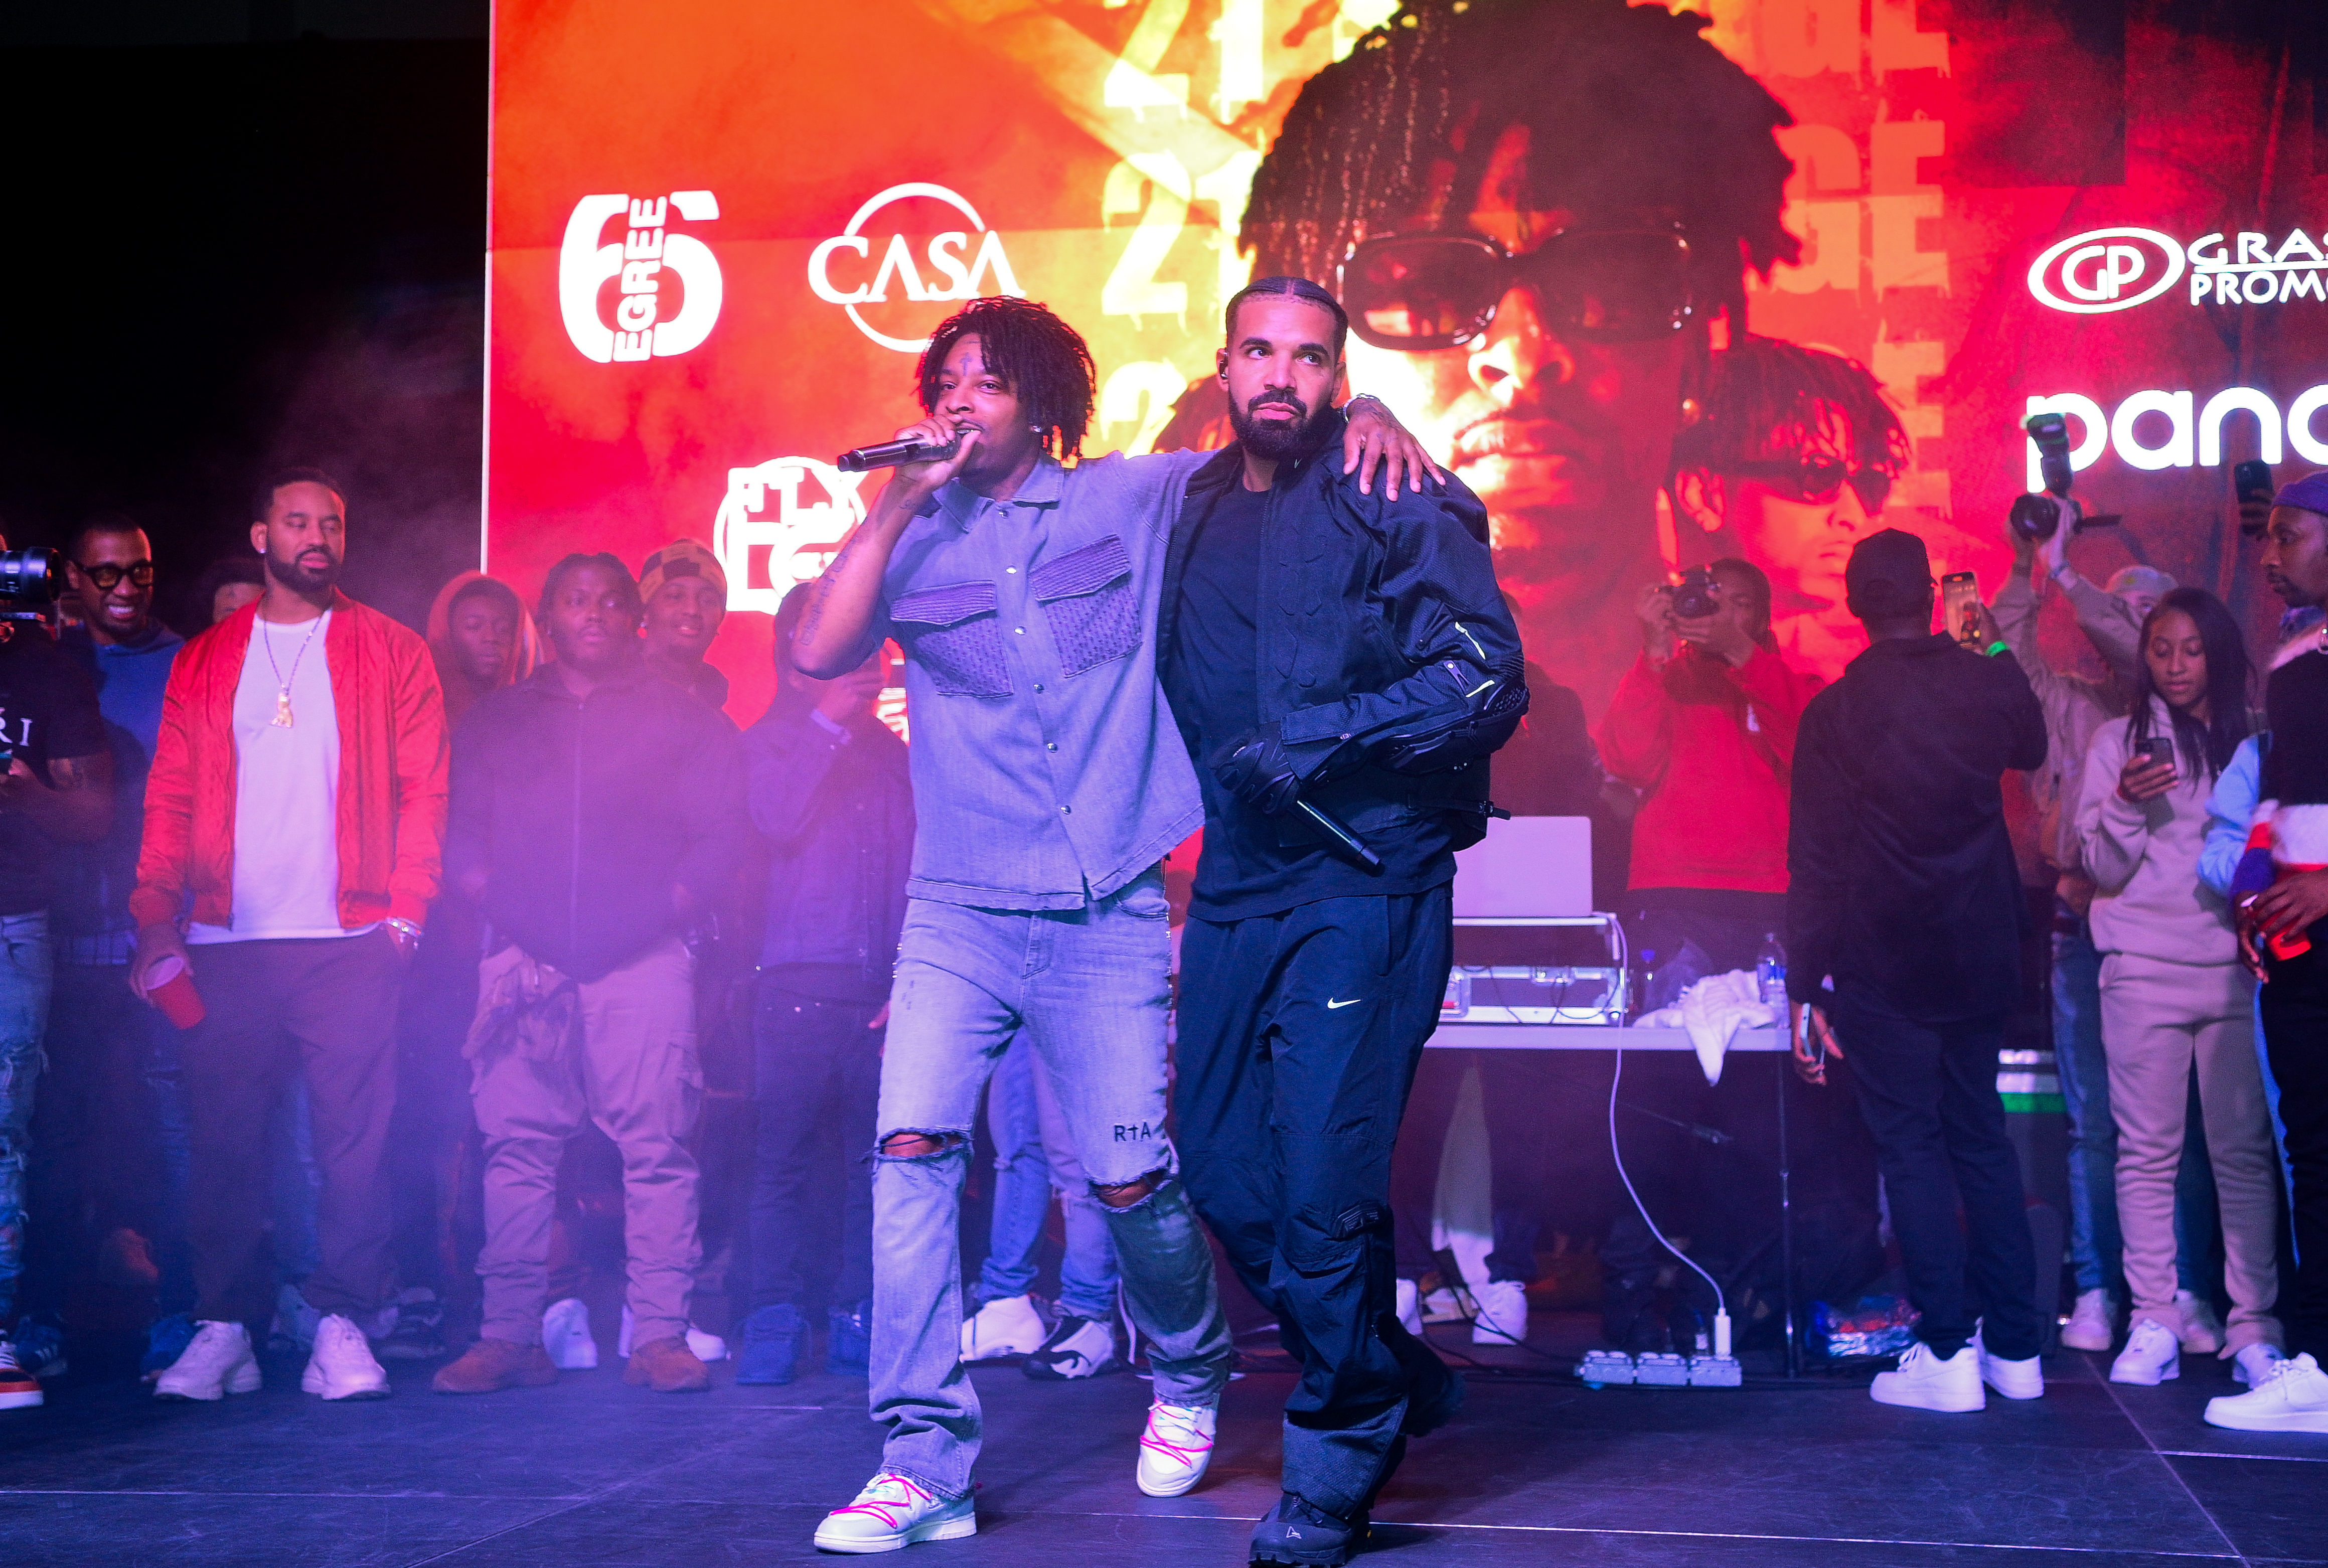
[1787,635,2047,1021]
[446,662,747,983]
[743,691,913,999]
[1159,416,1524,856]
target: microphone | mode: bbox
[1293,798,1383,872]
[835,434,964,473]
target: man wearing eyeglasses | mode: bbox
[1166,0,1799,717]
[12,518,188,1392]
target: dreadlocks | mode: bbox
[916,296,1097,461]
[1672,336,1910,477]
[1243,0,1799,325]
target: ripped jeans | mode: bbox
[0,912,54,1323]
[868,874,1231,1500]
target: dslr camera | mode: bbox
[0,549,60,639]
[2009,412,2121,542]
[1671,565,1720,620]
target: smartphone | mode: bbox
[2237,458,2276,539]
[2136,736,2176,770]
[1941,571,1981,646]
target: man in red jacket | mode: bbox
[131,468,447,1405]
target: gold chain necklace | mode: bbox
[260,611,326,727]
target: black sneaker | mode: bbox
[1022,1314,1124,1380]
[375,1289,447,1361]
[1250,1492,1367,1566]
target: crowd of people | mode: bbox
[0,297,2324,1568]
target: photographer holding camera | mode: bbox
[1599,559,1818,1000]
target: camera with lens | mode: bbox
[1671,565,1719,620]
[2009,412,2123,542]
[0,549,62,640]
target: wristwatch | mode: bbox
[385,917,423,944]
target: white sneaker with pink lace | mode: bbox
[1135,1400,1217,1498]
[813,1471,976,1553]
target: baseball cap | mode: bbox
[1843,528,1933,618]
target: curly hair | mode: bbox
[1243,0,1799,326]
[537,551,642,629]
[916,296,1097,461]
[1671,336,1910,478]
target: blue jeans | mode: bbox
[0,913,55,1322]
[869,876,1231,1501]
[976,1037,1121,1322]
[2056,905,2218,1297]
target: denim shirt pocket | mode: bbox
[891,580,1011,698]
[1028,535,1138,678]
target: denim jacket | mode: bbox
[859,450,1208,910]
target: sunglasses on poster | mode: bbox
[1338,227,1696,352]
[73,560,154,591]
[1721,459,1894,515]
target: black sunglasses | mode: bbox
[74,560,154,591]
[1339,228,1695,352]
[1722,459,1893,516]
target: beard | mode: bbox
[1228,386,1335,463]
[265,549,341,596]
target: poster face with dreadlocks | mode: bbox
[487,0,2325,726]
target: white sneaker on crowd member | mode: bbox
[2205,1353,2328,1433]
[960,1294,1046,1361]
[301,1314,391,1399]
[2109,1319,2180,1385]
[542,1298,597,1369]
[154,1321,263,1402]
[2175,1290,2226,1355]
[1870,1342,1985,1413]
[1973,1327,2044,1400]
[2060,1289,2115,1352]
[1135,1400,1217,1498]
[1395,1278,1423,1338]
[611,1303,725,1364]
[2231,1342,2289,1387]
[1471,1279,1529,1346]
[1022,1314,1123,1380]
[813,1471,977,1553]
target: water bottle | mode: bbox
[1755,932,1787,1008]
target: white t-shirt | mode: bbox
[187,611,374,944]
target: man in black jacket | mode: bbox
[431,553,747,1397]
[734,583,910,1386]
[1164,276,1525,1565]
[1788,528,2048,1415]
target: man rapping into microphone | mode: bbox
[788,295,1440,1553]
[1161,276,1525,1566]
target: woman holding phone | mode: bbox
[2076,587,2285,1386]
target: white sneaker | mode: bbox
[1135,1400,1217,1498]
[2232,1342,2289,1388]
[1022,1314,1123,1380]
[813,1471,977,1553]
[2176,1290,2226,1354]
[154,1320,262,1402]
[960,1294,1046,1361]
[1394,1278,1423,1338]
[1974,1328,2043,1400]
[542,1298,597,1369]
[1870,1342,1984,1413]
[2109,1318,2180,1385]
[612,1303,725,1365]
[2060,1288,2114,1352]
[2205,1352,2328,1433]
[618,1303,633,1359]
[300,1313,391,1400]
[687,1328,728,1363]
[1471,1279,1529,1345]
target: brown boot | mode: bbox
[431,1338,559,1394]
[623,1336,710,1392]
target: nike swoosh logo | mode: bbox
[1326,997,1361,1010]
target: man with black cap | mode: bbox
[1786,528,2048,1414]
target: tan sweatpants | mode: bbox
[2098,952,2283,1351]
[470,937,703,1348]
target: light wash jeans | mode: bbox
[869,874,1230,1500]
[0,912,55,1322]
[976,1036,1121,1322]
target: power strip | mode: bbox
[1576,1349,1742,1389]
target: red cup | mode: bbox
[143,953,207,1030]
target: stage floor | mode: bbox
[3,1311,2323,1567]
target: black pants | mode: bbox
[747,979,878,1312]
[1829,989,2041,1360]
[1390,1050,1553,1283]
[2260,940,2328,1359]
[1178,887,1460,1521]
